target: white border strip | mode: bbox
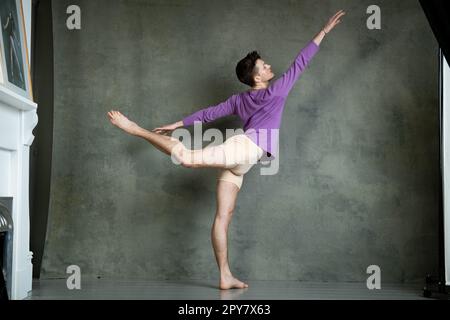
[443,53,450,286]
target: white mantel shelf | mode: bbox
[0,84,38,300]
[0,86,37,111]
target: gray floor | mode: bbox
[25,279,430,300]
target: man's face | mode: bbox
[254,59,275,83]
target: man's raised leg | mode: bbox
[108,110,183,156]
[108,110,229,168]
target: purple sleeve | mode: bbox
[267,41,320,97]
[182,94,238,126]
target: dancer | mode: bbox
[108,10,345,290]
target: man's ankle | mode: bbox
[220,270,233,278]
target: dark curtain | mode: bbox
[29,0,54,278]
[420,0,450,286]
[419,0,450,61]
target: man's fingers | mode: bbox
[330,10,344,21]
[333,10,344,19]
[152,126,175,135]
[153,129,170,134]
[334,11,346,21]
[331,11,345,23]
[330,12,345,28]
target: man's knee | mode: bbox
[178,149,201,168]
[216,208,234,220]
[181,159,198,169]
[171,145,195,168]
[179,151,194,168]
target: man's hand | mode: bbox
[323,10,346,34]
[152,121,183,135]
[313,10,346,46]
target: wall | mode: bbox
[41,0,440,283]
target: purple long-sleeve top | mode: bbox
[182,40,320,160]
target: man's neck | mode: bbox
[251,81,269,91]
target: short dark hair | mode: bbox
[236,51,261,87]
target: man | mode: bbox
[108,10,345,289]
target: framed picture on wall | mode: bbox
[0,0,33,100]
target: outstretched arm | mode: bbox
[181,94,238,126]
[267,10,346,97]
[152,94,238,134]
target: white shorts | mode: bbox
[215,134,264,189]
[173,133,264,189]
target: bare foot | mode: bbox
[220,274,249,290]
[107,110,140,135]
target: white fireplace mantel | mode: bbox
[0,85,38,300]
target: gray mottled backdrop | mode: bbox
[41,0,440,283]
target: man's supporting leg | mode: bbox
[212,179,249,289]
